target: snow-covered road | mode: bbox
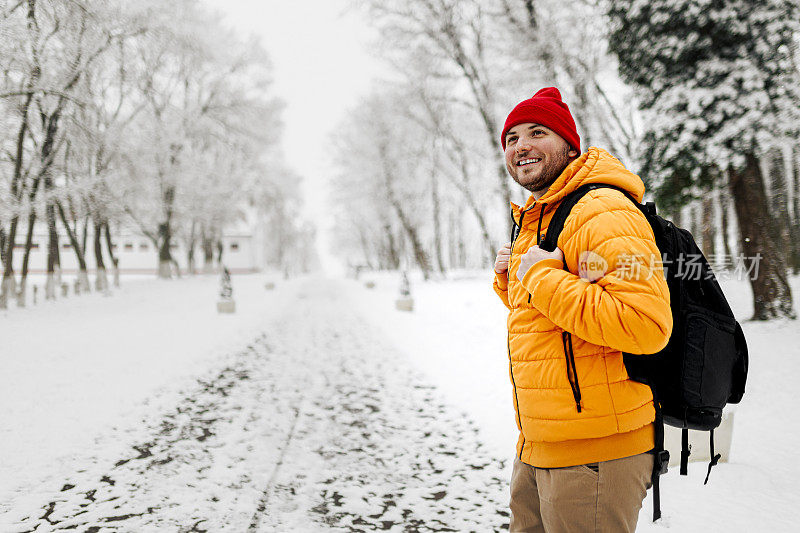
[4,271,799,532]
[3,279,509,532]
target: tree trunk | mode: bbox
[356,226,374,270]
[1,218,18,309]
[448,212,459,269]
[202,229,215,274]
[0,227,6,268]
[187,220,197,275]
[384,224,400,270]
[17,210,38,307]
[701,194,715,260]
[390,199,430,279]
[430,168,446,275]
[45,202,58,300]
[382,160,431,280]
[80,213,90,261]
[93,219,108,293]
[103,222,120,288]
[790,145,800,274]
[728,153,795,320]
[56,201,90,293]
[452,159,500,265]
[719,181,734,262]
[767,147,793,268]
[157,184,176,279]
[216,239,224,265]
[158,227,173,279]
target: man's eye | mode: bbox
[507,137,517,144]
[532,130,544,135]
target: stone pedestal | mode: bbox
[395,297,414,312]
[217,300,236,313]
[665,411,735,467]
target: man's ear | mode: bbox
[568,149,578,157]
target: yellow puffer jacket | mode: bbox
[494,147,672,468]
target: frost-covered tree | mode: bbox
[607,0,800,320]
[333,90,435,279]
[493,0,640,163]
[117,9,281,279]
[358,0,514,214]
[351,0,644,273]
[0,0,291,309]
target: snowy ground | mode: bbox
[0,270,798,531]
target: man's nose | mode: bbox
[515,137,532,153]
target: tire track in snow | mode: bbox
[247,401,303,532]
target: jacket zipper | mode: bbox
[508,206,528,459]
[562,330,582,412]
[507,202,547,458]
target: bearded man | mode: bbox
[492,87,673,532]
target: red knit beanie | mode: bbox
[500,87,580,153]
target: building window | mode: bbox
[62,243,72,249]
[169,243,177,250]
[124,243,134,251]
[230,242,239,251]
[140,243,148,251]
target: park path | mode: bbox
[5,279,509,532]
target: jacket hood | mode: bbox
[516,147,645,213]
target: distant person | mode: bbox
[492,87,673,532]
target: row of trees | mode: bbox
[334,0,800,320]
[0,0,302,309]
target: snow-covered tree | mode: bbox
[0,0,292,309]
[333,90,435,279]
[607,0,800,320]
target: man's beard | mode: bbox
[516,146,573,194]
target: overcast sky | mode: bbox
[204,0,381,273]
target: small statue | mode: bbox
[399,271,411,297]
[217,266,236,313]
[395,270,414,312]
[219,267,233,300]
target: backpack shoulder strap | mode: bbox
[539,183,640,252]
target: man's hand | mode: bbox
[517,245,564,281]
[494,242,512,274]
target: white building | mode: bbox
[8,226,261,275]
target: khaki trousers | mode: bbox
[509,453,653,532]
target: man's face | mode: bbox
[504,123,578,195]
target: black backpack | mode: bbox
[539,183,749,521]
